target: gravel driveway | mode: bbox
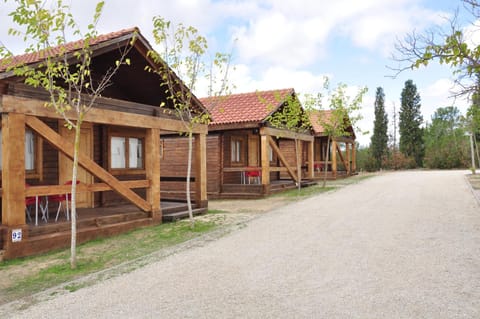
[4,170,480,318]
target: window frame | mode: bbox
[108,128,145,175]
[230,136,246,166]
[0,127,43,180]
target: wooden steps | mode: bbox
[162,207,207,222]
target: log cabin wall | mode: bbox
[159,135,197,201]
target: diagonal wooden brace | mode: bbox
[25,116,151,212]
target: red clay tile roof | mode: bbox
[201,88,295,125]
[0,27,139,72]
[309,109,356,138]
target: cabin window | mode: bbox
[268,145,274,162]
[110,136,144,170]
[0,129,39,173]
[230,136,245,165]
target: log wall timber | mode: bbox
[25,116,151,212]
[1,95,207,135]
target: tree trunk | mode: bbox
[70,121,81,269]
[295,139,301,191]
[322,137,331,188]
[186,130,194,228]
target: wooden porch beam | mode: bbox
[308,140,314,178]
[1,113,26,226]
[260,126,313,142]
[331,139,337,179]
[268,136,298,183]
[260,135,270,186]
[2,95,207,134]
[145,128,161,218]
[22,180,150,197]
[194,133,207,207]
[25,116,151,212]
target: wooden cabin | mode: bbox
[0,28,208,260]
[309,110,356,180]
[201,88,315,199]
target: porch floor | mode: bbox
[213,179,317,199]
[27,200,206,233]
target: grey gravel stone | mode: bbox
[3,170,480,318]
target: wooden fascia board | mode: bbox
[1,95,207,134]
[267,135,298,183]
[208,122,259,132]
[25,115,151,212]
[260,126,313,142]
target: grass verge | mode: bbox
[0,218,218,305]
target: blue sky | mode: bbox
[0,0,474,146]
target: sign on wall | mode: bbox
[11,229,22,242]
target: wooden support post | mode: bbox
[350,141,357,174]
[308,139,314,179]
[145,128,161,221]
[260,134,270,193]
[195,133,208,208]
[346,142,351,175]
[1,113,26,226]
[331,139,337,179]
[296,139,302,184]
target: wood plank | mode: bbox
[1,113,26,226]
[25,116,151,212]
[2,95,207,134]
[268,136,298,183]
[194,133,207,207]
[260,126,313,142]
[20,181,150,197]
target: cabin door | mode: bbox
[58,122,94,208]
[248,135,259,166]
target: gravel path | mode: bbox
[4,170,480,318]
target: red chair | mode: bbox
[245,168,261,184]
[49,180,79,222]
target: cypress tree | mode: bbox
[370,87,389,169]
[399,79,424,167]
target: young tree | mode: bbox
[2,0,134,268]
[370,87,389,169]
[399,80,424,167]
[148,17,231,227]
[306,79,367,187]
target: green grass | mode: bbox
[279,185,336,198]
[1,218,217,303]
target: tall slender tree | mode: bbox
[370,87,389,169]
[399,80,424,167]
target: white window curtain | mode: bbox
[231,140,241,162]
[25,130,35,170]
[128,138,143,169]
[0,130,35,170]
[268,145,273,162]
[111,137,126,168]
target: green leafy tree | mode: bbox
[399,80,424,167]
[1,0,133,269]
[424,106,469,168]
[148,17,231,227]
[264,91,312,190]
[306,79,367,187]
[370,87,389,170]
[392,0,480,98]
